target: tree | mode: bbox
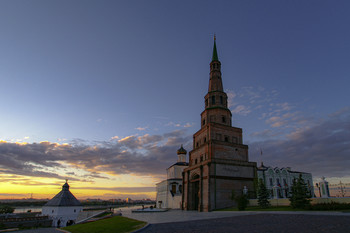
[289,174,311,209]
[0,206,15,214]
[257,179,270,208]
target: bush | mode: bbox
[0,206,15,214]
[307,202,350,211]
[236,195,249,211]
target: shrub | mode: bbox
[236,195,249,211]
[0,206,15,214]
[308,202,350,211]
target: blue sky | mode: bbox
[0,1,349,199]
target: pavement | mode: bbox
[139,214,350,233]
[122,209,350,233]
[121,208,350,224]
[10,209,350,233]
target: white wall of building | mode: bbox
[257,167,314,198]
[42,206,83,227]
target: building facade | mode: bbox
[182,38,257,212]
[42,181,83,227]
[156,145,188,209]
[257,162,314,198]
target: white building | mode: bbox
[42,181,83,227]
[257,162,314,198]
[156,145,188,209]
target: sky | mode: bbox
[0,0,349,200]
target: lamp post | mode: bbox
[315,183,321,197]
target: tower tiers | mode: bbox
[182,37,257,212]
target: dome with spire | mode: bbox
[177,145,187,155]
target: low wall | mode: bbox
[0,217,52,229]
[249,197,350,206]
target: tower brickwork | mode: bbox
[182,37,257,212]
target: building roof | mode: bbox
[258,162,268,170]
[168,162,189,169]
[44,181,82,207]
[212,35,218,62]
[257,164,311,175]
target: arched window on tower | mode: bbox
[222,116,226,123]
[220,96,223,104]
[212,96,216,104]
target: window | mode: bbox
[172,184,176,194]
[232,137,237,143]
[52,210,54,213]
[283,179,287,187]
[205,99,208,106]
[222,116,226,123]
[74,209,76,213]
[200,156,203,162]
[220,96,223,104]
[224,136,229,142]
[277,178,280,187]
[212,96,215,104]
[269,178,273,186]
[202,119,205,125]
[196,142,199,148]
[204,137,206,143]
[195,159,197,164]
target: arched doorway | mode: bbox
[189,173,200,210]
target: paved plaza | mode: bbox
[139,214,350,233]
[121,208,350,224]
[11,209,350,233]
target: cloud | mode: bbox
[111,136,119,140]
[250,129,283,138]
[0,129,192,182]
[166,122,193,128]
[183,123,193,128]
[250,108,350,178]
[226,87,279,116]
[75,186,156,193]
[231,105,251,116]
[135,126,148,131]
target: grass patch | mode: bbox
[94,211,112,218]
[62,216,147,233]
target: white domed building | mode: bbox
[156,145,189,209]
[42,181,83,227]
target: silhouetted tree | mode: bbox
[289,174,311,209]
[0,206,14,214]
[257,179,270,208]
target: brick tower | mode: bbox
[182,37,257,212]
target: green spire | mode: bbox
[212,34,218,61]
